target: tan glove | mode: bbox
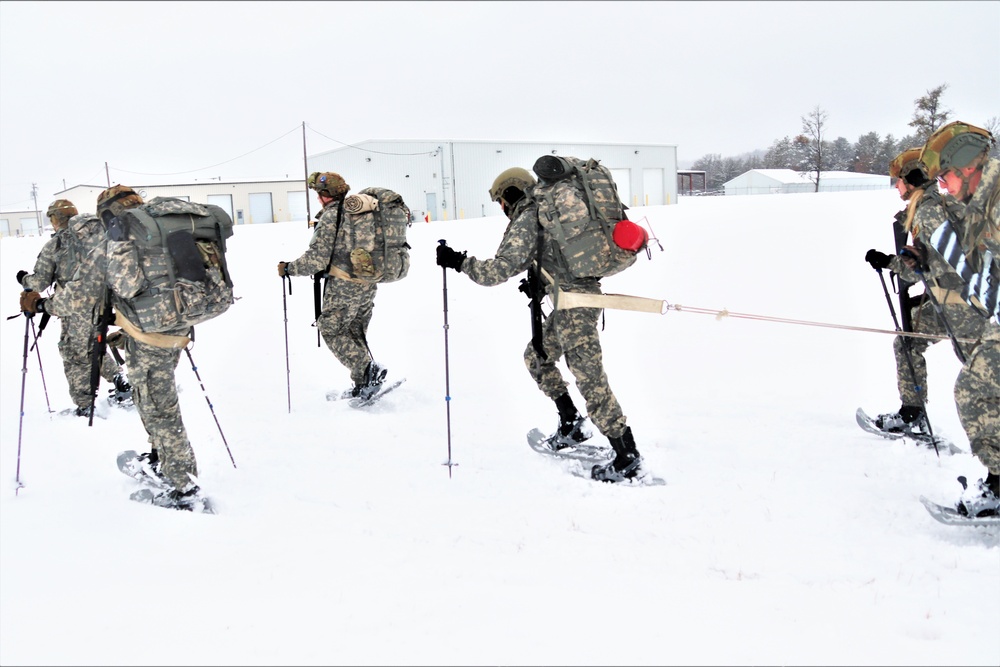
[278,262,289,278]
[19,290,44,314]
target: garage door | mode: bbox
[248,193,274,224]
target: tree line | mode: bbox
[690,84,1000,192]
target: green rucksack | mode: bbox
[110,197,235,333]
[341,186,411,283]
[531,155,639,280]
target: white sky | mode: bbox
[2,190,998,665]
[1,0,998,210]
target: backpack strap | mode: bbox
[576,163,619,249]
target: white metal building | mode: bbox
[0,209,45,238]
[308,140,679,221]
[723,169,890,196]
[51,179,310,227]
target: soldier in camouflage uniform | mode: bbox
[20,186,204,510]
[16,199,132,417]
[278,172,389,400]
[436,167,647,484]
[905,122,1000,516]
[863,150,988,438]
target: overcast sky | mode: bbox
[1,0,998,211]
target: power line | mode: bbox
[305,124,438,157]
[109,125,302,177]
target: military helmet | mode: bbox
[307,171,350,199]
[46,199,78,220]
[489,167,536,203]
[96,185,144,220]
[920,121,995,179]
[889,148,929,188]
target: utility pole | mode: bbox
[302,121,312,228]
[30,183,41,233]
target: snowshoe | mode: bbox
[342,361,388,401]
[108,373,134,408]
[131,484,215,513]
[546,415,593,452]
[955,475,1000,518]
[591,451,645,483]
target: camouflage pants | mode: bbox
[123,331,197,491]
[954,322,1000,474]
[57,315,120,409]
[524,306,627,439]
[319,278,378,386]
[894,300,988,406]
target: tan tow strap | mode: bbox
[115,312,191,349]
[538,267,666,314]
[549,290,667,314]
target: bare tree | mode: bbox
[908,84,951,144]
[800,105,829,192]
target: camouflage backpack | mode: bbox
[531,155,639,280]
[339,186,411,283]
[57,214,105,287]
[107,197,235,333]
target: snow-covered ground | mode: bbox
[1,189,997,666]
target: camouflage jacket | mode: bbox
[946,157,999,259]
[285,200,349,277]
[897,158,1000,319]
[461,196,601,294]
[27,214,110,321]
[43,216,150,323]
[20,230,66,293]
[888,186,969,293]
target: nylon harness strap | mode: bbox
[115,312,191,349]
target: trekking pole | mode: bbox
[28,317,53,416]
[282,275,292,414]
[438,239,457,477]
[183,347,237,468]
[15,314,31,495]
[901,250,968,365]
[29,311,50,352]
[873,267,940,457]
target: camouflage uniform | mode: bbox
[460,196,628,439]
[908,158,1000,473]
[46,223,198,492]
[886,202,989,407]
[285,199,380,387]
[19,214,123,410]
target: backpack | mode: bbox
[59,214,105,286]
[341,186,411,283]
[531,155,640,280]
[108,197,235,333]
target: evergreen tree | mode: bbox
[874,134,899,176]
[853,132,881,173]
[828,137,854,171]
[908,84,951,144]
[763,137,796,169]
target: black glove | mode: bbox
[518,278,533,298]
[865,249,892,270]
[16,270,28,286]
[900,241,929,272]
[106,216,127,242]
[436,244,466,272]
